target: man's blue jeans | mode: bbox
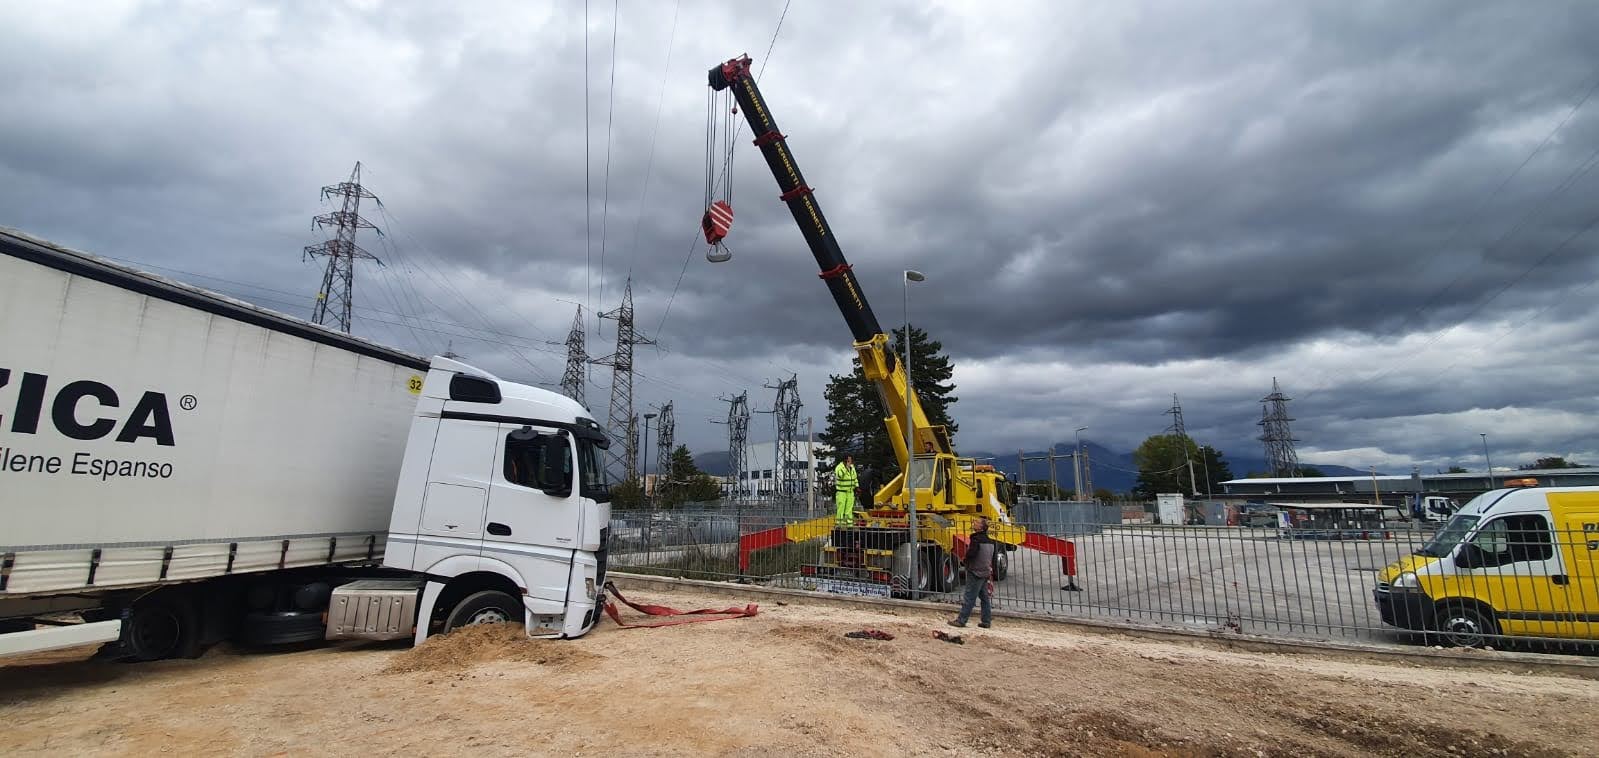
[954,573,991,625]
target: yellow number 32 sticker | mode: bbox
[407,375,424,395]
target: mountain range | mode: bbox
[692,440,1371,494]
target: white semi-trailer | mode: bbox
[0,228,611,660]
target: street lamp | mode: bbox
[1481,433,1493,492]
[643,412,657,508]
[903,269,925,598]
[1074,427,1088,500]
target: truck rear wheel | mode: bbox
[123,593,198,662]
[444,590,523,632]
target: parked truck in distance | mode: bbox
[1,228,611,661]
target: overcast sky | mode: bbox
[5,0,1599,476]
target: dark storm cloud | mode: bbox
[3,0,1598,472]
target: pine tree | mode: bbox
[818,325,959,492]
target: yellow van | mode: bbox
[1374,486,1599,647]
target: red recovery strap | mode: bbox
[602,583,758,629]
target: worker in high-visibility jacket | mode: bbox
[833,455,860,525]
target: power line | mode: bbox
[1298,69,1599,400]
[595,0,620,322]
[369,202,555,381]
[584,0,593,319]
[623,0,681,280]
[656,1,793,340]
[1318,203,1599,399]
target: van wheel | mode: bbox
[1435,603,1498,648]
[444,591,523,632]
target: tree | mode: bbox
[818,324,958,489]
[1093,487,1118,502]
[1442,466,1469,474]
[1133,434,1201,499]
[610,479,645,509]
[1521,456,1582,470]
[655,445,723,507]
[1133,435,1234,499]
[1297,466,1324,477]
[1197,445,1234,495]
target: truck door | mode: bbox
[488,424,581,604]
[417,418,499,547]
[1547,492,1599,639]
[1456,512,1566,639]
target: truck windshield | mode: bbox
[577,438,611,503]
[1417,515,1479,557]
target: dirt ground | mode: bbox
[3,586,1598,757]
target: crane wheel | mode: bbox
[931,549,956,593]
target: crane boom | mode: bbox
[708,55,949,474]
[713,55,1079,592]
[708,56,881,343]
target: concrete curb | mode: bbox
[609,572,1599,679]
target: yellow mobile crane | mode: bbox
[708,55,1078,596]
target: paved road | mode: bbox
[981,526,1429,641]
[613,521,1438,644]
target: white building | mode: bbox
[730,439,832,500]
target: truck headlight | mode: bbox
[585,578,597,598]
[1391,572,1420,590]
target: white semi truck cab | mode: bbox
[332,357,613,645]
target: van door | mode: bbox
[1546,492,1599,639]
[1457,512,1567,639]
[487,424,581,604]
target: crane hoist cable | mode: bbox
[701,67,740,263]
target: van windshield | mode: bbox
[1417,515,1479,557]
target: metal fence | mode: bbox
[608,509,1599,654]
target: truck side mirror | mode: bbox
[539,433,573,498]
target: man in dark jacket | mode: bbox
[949,517,997,628]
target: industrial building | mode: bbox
[729,439,831,500]
[1218,466,1599,504]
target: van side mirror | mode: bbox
[1455,543,1487,569]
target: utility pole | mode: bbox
[1259,379,1301,478]
[1166,395,1198,496]
[762,375,803,504]
[303,162,381,333]
[805,416,815,516]
[592,279,655,481]
[1082,446,1095,499]
[555,306,588,406]
[653,401,674,503]
[642,412,655,504]
[713,392,750,506]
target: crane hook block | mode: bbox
[702,200,734,245]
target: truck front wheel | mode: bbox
[444,590,524,632]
